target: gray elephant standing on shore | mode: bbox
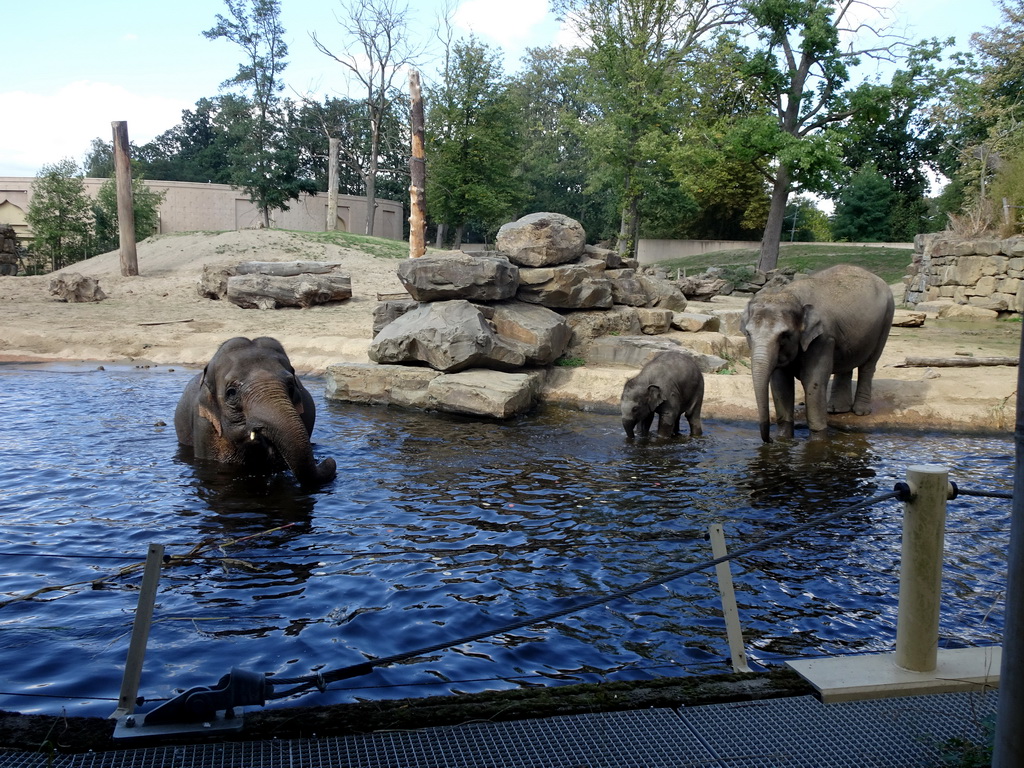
[174,336,337,485]
[621,350,705,439]
[740,264,894,443]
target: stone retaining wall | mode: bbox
[904,233,1024,315]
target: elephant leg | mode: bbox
[828,371,855,413]
[656,407,682,438]
[638,413,656,438]
[771,370,796,439]
[852,363,878,415]
[685,408,703,437]
[803,375,830,434]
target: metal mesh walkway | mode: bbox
[0,690,996,768]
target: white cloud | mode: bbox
[0,81,189,177]
[452,0,550,47]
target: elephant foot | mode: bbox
[777,420,795,439]
[853,404,872,416]
[828,401,853,414]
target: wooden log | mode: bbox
[233,261,343,276]
[112,121,139,277]
[226,274,353,309]
[899,356,1020,368]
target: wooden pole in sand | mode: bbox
[408,70,427,258]
[111,121,139,276]
[327,137,340,232]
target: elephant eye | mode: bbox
[224,385,239,400]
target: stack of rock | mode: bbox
[326,212,722,419]
[0,225,19,276]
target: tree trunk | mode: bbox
[408,70,427,258]
[435,223,447,249]
[111,120,139,277]
[327,138,340,232]
[757,165,791,273]
[453,223,465,250]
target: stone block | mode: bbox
[636,307,674,334]
[426,369,544,418]
[324,363,440,408]
[564,307,643,356]
[489,301,572,365]
[517,264,614,309]
[968,295,1008,311]
[672,312,721,333]
[939,303,999,320]
[710,308,745,336]
[397,252,519,302]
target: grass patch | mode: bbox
[555,356,587,368]
[657,243,915,285]
[291,229,410,260]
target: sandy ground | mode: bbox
[0,228,1019,432]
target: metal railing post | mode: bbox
[895,465,951,673]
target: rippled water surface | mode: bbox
[0,363,1011,717]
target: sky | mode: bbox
[0,0,1006,178]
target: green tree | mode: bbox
[784,196,831,242]
[26,159,94,272]
[838,40,955,240]
[509,47,618,242]
[134,97,241,184]
[83,138,115,178]
[554,0,741,257]
[92,177,166,255]
[426,38,524,247]
[732,0,908,271]
[832,164,894,241]
[937,0,1024,222]
[665,32,771,239]
[204,0,313,226]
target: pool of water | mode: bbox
[0,363,1011,717]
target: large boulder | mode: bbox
[496,212,587,267]
[427,369,544,418]
[638,275,688,311]
[563,307,644,357]
[49,273,106,303]
[369,300,526,372]
[397,252,519,302]
[516,264,614,309]
[487,301,572,365]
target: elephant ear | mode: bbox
[647,384,664,407]
[800,303,825,351]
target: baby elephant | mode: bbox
[620,350,705,439]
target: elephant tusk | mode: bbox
[250,430,257,442]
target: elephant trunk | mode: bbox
[750,345,776,444]
[246,386,337,486]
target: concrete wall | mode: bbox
[637,238,915,265]
[0,177,404,241]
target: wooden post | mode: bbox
[894,464,950,673]
[111,121,139,276]
[327,138,340,232]
[110,543,164,719]
[408,70,427,258]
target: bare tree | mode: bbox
[311,0,426,236]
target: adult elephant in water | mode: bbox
[174,336,336,485]
[740,264,894,443]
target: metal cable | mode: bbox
[268,489,902,697]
